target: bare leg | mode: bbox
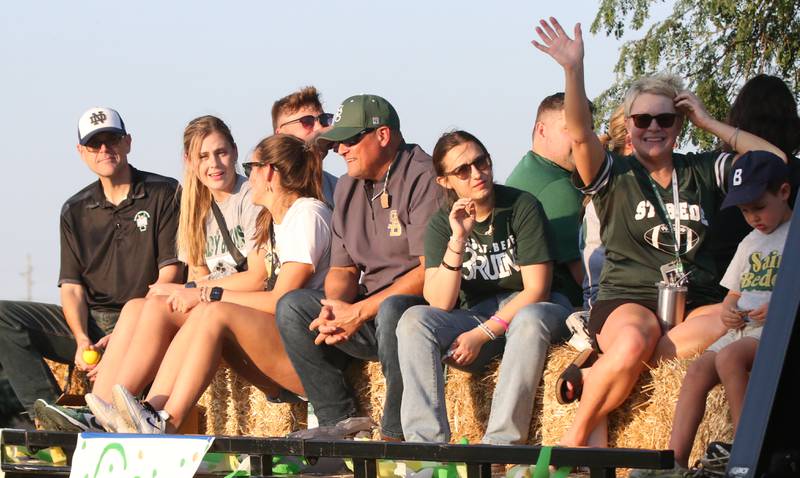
[668,351,720,468]
[586,417,607,447]
[650,304,727,365]
[112,297,191,396]
[716,338,758,431]
[560,304,661,446]
[154,302,303,428]
[141,306,207,410]
[91,298,147,401]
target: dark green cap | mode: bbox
[319,94,400,142]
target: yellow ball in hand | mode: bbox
[82,349,101,365]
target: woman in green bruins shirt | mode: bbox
[396,130,572,444]
[534,17,787,447]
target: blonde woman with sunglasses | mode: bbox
[533,17,786,448]
[396,130,573,444]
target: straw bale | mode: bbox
[46,359,90,395]
[539,345,733,465]
[197,366,306,437]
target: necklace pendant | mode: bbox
[380,192,391,209]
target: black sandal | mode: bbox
[555,348,598,404]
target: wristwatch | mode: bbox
[209,286,224,302]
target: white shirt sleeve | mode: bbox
[276,200,332,271]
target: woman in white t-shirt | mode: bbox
[88,134,332,433]
[84,117,261,403]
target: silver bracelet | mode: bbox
[477,322,497,341]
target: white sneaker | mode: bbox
[85,393,132,433]
[111,384,169,434]
[566,310,593,351]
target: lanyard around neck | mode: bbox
[645,168,681,258]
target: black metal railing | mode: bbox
[1,429,674,478]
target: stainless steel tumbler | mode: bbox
[656,281,687,330]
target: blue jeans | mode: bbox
[276,290,426,439]
[396,292,571,444]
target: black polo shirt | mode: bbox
[58,165,180,312]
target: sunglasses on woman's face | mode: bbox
[630,113,678,129]
[279,113,334,130]
[445,154,492,180]
[242,161,268,178]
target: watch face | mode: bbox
[210,287,223,301]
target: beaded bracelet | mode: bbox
[490,315,510,332]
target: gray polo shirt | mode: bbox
[331,143,439,297]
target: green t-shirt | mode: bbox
[506,151,583,305]
[576,151,735,304]
[424,184,553,309]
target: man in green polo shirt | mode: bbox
[506,92,589,306]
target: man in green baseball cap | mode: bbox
[278,93,439,441]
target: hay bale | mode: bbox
[539,345,734,464]
[197,366,306,437]
[348,346,732,465]
[46,359,90,396]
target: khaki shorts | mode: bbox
[707,324,762,353]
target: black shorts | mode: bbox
[589,298,659,352]
[589,298,705,352]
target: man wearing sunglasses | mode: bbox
[0,107,182,429]
[507,92,593,308]
[271,86,338,205]
[276,94,439,441]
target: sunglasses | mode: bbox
[630,113,678,129]
[84,134,125,151]
[445,154,492,180]
[242,161,268,178]
[279,113,334,130]
[330,128,374,152]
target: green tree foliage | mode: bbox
[591,0,800,148]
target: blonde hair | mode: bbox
[623,73,685,117]
[599,104,629,155]
[177,116,236,267]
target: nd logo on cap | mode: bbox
[77,107,126,145]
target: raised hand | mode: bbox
[674,91,713,130]
[531,17,583,69]
[449,198,476,240]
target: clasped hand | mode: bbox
[309,299,365,345]
[444,328,490,367]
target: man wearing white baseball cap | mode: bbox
[0,107,183,431]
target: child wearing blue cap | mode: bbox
[631,150,792,477]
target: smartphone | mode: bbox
[442,348,456,363]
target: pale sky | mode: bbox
[0,1,668,303]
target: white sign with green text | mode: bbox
[69,433,214,478]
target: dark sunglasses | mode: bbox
[279,113,334,130]
[445,154,492,180]
[630,113,678,129]
[85,134,125,151]
[242,161,268,178]
[330,128,374,151]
